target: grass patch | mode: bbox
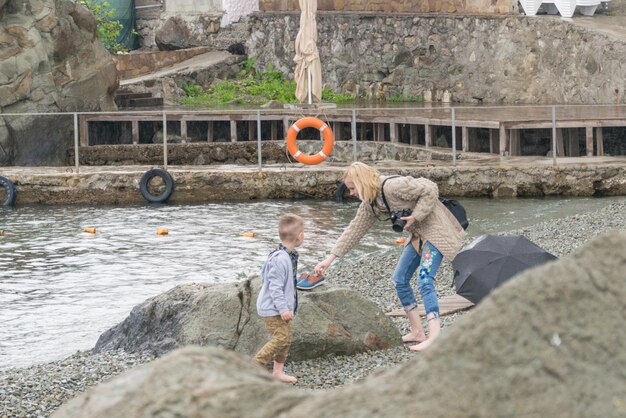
[387,94,424,103]
[181,59,356,106]
[180,59,424,106]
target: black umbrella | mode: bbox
[453,235,557,304]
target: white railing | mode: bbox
[1,103,625,172]
[519,0,608,17]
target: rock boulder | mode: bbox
[61,230,626,417]
[53,346,310,418]
[93,278,402,361]
[0,0,117,165]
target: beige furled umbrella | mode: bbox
[294,0,322,104]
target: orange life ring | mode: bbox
[286,117,334,165]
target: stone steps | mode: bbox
[114,91,164,109]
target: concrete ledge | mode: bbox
[113,47,212,80]
[1,159,625,205]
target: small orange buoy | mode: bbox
[395,237,406,245]
[156,228,169,235]
[83,227,96,234]
[242,232,256,237]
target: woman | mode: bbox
[315,162,465,351]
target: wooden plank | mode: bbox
[556,128,565,157]
[181,118,188,143]
[207,121,214,142]
[409,124,418,145]
[567,129,580,157]
[131,120,139,145]
[79,116,89,146]
[271,121,277,141]
[595,127,604,156]
[390,122,398,143]
[425,124,432,147]
[585,126,594,157]
[468,127,478,152]
[461,126,468,152]
[230,119,237,142]
[248,120,255,142]
[386,294,475,317]
[283,116,290,140]
[499,124,508,156]
[333,122,342,141]
[510,129,520,156]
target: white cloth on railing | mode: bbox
[519,0,602,17]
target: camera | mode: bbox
[390,209,412,233]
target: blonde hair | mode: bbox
[344,162,380,204]
[278,213,304,241]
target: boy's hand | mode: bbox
[281,311,294,322]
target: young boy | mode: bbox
[254,213,304,383]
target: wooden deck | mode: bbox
[386,294,475,318]
[79,104,626,157]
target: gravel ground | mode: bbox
[1,200,624,417]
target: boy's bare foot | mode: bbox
[402,332,426,343]
[273,372,298,383]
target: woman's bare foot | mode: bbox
[402,331,426,343]
[408,315,441,352]
[407,337,436,352]
[273,372,298,383]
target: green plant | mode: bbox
[78,0,125,53]
[182,83,204,97]
[387,94,424,103]
[322,87,355,102]
[182,58,361,106]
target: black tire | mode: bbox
[0,176,16,207]
[140,168,174,203]
[335,181,348,203]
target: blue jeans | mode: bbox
[392,241,443,318]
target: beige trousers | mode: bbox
[254,315,293,366]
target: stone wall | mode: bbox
[222,0,259,26]
[247,13,626,105]
[71,140,464,166]
[0,0,118,166]
[259,0,517,14]
[136,0,256,49]
[164,0,222,13]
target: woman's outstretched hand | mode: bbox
[315,254,336,275]
[401,216,416,230]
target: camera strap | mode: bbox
[377,175,400,217]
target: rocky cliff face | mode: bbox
[0,0,118,166]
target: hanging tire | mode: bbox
[0,176,16,207]
[335,181,348,203]
[140,168,174,203]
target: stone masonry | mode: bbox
[247,13,626,105]
[259,0,517,14]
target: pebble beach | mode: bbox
[1,200,624,417]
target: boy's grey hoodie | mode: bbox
[257,250,297,317]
